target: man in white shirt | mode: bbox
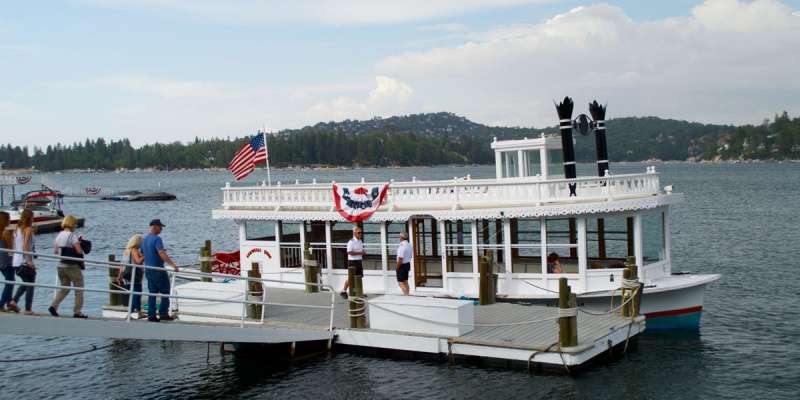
[340,226,365,299]
[395,232,412,295]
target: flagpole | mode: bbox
[263,128,272,186]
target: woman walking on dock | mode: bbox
[49,215,87,318]
[0,211,17,312]
[117,234,145,319]
[11,209,36,315]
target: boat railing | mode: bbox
[0,248,336,332]
[221,169,661,210]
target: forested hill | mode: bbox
[1,111,798,171]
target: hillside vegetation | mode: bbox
[1,111,798,171]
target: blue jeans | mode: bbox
[127,281,143,312]
[0,266,14,308]
[146,270,170,319]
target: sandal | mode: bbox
[24,310,35,316]
[7,302,20,313]
[73,313,88,319]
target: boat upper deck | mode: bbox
[214,167,681,222]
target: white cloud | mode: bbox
[375,0,800,126]
[79,0,556,25]
[418,23,470,33]
[304,76,414,121]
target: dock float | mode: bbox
[106,282,645,371]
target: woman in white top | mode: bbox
[49,215,86,318]
[11,209,36,314]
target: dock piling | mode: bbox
[558,278,577,348]
[478,256,496,305]
[247,262,263,319]
[200,246,212,283]
[303,242,319,293]
[108,254,122,306]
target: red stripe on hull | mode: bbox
[645,305,703,319]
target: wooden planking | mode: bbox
[257,289,635,355]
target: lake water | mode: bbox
[1,163,798,399]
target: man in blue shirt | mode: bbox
[142,219,179,322]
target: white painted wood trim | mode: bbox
[577,218,588,293]
[471,221,479,288]
[503,218,512,290]
[324,221,333,283]
[380,222,389,292]
[540,217,548,286]
[664,207,672,274]
[439,220,448,292]
[634,214,644,282]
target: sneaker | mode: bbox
[48,306,59,317]
[147,317,160,322]
[340,291,348,300]
[73,313,88,319]
[159,315,175,322]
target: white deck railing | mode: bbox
[0,248,336,331]
[222,169,661,211]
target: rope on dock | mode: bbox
[0,344,113,363]
[577,286,639,316]
[348,297,367,317]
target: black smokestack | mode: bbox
[589,101,609,177]
[555,96,577,196]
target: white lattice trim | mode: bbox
[212,193,683,222]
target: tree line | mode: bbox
[1,111,798,171]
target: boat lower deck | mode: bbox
[103,284,644,369]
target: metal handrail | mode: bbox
[0,248,336,331]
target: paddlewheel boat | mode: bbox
[212,99,719,330]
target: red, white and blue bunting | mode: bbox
[16,176,32,185]
[85,187,102,196]
[332,183,390,222]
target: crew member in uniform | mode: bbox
[340,226,365,299]
[396,232,412,295]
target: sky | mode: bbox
[1,0,799,148]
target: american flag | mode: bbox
[228,133,268,181]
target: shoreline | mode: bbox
[1,158,799,175]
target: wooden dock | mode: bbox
[5,217,85,234]
[106,284,645,370]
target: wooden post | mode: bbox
[348,266,357,328]
[303,242,319,293]
[200,247,212,282]
[569,292,578,346]
[108,254,121,306]
[558,277,575,347]
[624,256,641,317]
[247,262,263,319]
[621,268,633,318]
[479,256,493,305]
[353,272,366,329]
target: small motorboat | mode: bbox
[101,190,177,201]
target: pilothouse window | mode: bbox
[245,221,276,241]
[642,211,666,263]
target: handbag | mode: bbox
[60,233,86,270]
[15,263,36,281]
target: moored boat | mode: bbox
[211,98,719,330]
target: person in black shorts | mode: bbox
[395,232,412,295]
[341,226,365,299]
